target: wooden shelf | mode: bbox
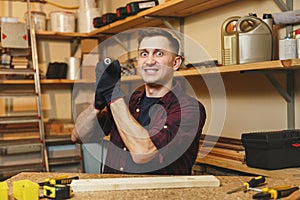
[0,79,75,85]
[1,59,299,85]
[36,31,87,39]
[88,0,238,36]
[122,59,300,81]
[35,31,102,40]
[34,0,238,39]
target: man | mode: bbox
[71,28,206,175]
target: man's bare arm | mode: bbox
[71,103,102,143]
[110,98,158,164]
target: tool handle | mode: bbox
[253,186,299,199]
[244,176,266,188]
[277,186,299,198]
[252,192,270,199]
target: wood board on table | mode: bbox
[71,175,220,192]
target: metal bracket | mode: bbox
[70,37,81,57]
[244,69,295,129]
[273,0,294,36]
[264,71,295,129]
[273,0,289,11]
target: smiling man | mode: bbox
[72,28,206,175]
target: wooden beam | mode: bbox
[71,175,220,192]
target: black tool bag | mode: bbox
[46,62,67,79]
[242,129,300,169]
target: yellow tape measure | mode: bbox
[43,184,73,199]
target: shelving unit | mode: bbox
[46,135,84,173]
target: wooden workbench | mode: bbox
[5,172,300,200]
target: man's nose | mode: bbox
[145,55,156,65]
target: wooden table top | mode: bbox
[5,172,300,200]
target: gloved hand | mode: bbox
[94,58,123,109]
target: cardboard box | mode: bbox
[81,39,99,53]
[81,65,96,81]
[81,53,98,81]
[1,22,28,48]
[242,129,300,169]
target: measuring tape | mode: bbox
[39,175,78,199]
[43,184,73,199]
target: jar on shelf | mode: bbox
[1,48,11,68]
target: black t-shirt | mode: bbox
[137,96,160,128]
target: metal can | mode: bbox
[279,36,297,60]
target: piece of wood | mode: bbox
[71,175,220,192]
[199,147,245,162]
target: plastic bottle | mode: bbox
[263,13,273,33]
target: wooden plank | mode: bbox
[71,175,220,192]
[199,147,245,162]
[200,140,244,151]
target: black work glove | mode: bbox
[94,58,123,110]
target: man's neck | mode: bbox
[145,82,172,98]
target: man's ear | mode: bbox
[173,56,182,71]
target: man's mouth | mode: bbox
[144,69,158,73]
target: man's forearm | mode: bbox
[110,98,157,163]
[71,103,102,143]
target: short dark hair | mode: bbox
[137,28,180,55]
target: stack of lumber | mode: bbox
[0,122,40,141]
[196,135,246,174]
[44,119,74,136]
[11,57,29,69]
[199,135,245,162]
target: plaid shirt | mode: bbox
[102,80,206,175]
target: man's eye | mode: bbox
[140,52,148,57]
[156,51,163,56]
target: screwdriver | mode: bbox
[227,176,266,194]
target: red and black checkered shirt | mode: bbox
[101,80,206,175]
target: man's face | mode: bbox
[137,36,181,86]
